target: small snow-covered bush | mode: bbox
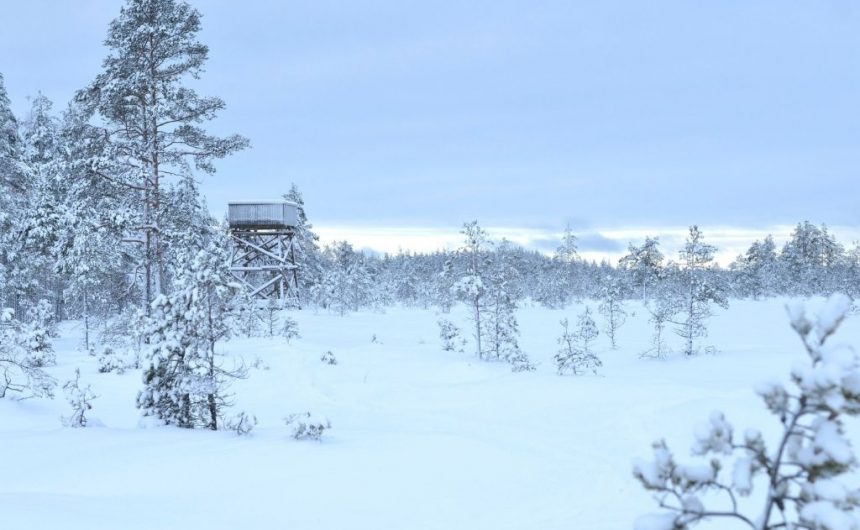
[438,318,465,352]
[19,301,57,368]
[633,294,860,529]
[226,411,258,436]
[96,346,132,374]
[554,309,601,375]
[61,368,98,427]
[321,350,337,365]
[281,316,300,343]
[284,412,331,441]
[0,307,56,399]
[509,350,536,372]
[249,356,270,371]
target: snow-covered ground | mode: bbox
[2,299,858,529]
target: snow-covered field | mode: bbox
[2,299,858,529]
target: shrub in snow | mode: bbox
[321,350,337,365]
[61,368,98,427]
[284,412,331,441]
[281,316,300,343]
[96,346,131,374]
[237,303,263,338]
[226,411,257,436]
[554,308,601,375]
[438,318,465,353]
[633,294,860,530]
[0,307,56,399]
[509,350,536,372]
[249,356,270,371]
[261,299,281,337]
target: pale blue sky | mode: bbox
[2,1,859,259]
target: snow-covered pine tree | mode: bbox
[641,293,676,360]
[634,294,860,529]
[435,254,458,312]
[556,224,579,264]
[554,307,601,375]
[780,221,845,296]
[261,297,280,338]
[137,234,247,430]
[76,0,249,309]
[412,255,442,310]
[550,224,580,306]
[0,307,56,399]
[281,316,300,343]
[598,277,627,349]
[672,226,728,356]
[484,240,531,370]
[12,94,67,318]
[159,175,217,284]
[52,100,135,332]
[453,221,493,359]
[0,72,22,204]
[732,235,780,299]
[532,257,568,309]
[619,236,664,299]
[61,368,98,427]
[438,318,465,352]
[843,243,860,301]
[0,74,27,315]
[282,183,321,306]
[313,241,376,314]
[20,300,57,368]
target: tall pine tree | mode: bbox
[77,0,249,309]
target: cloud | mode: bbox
[577,233,624,252]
